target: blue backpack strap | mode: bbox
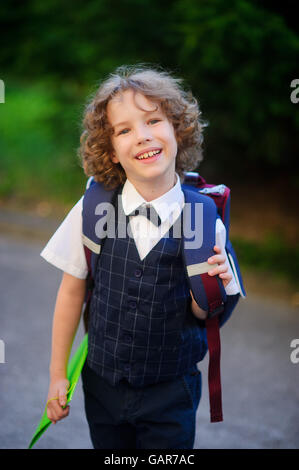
[82,178,119,330]
[82,179,118,275]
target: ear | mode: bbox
[111,153,119,164]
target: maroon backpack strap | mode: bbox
[201,272,224,422]
[183,172,227,422]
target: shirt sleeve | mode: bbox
[215,218,240,296]
[40,197,88,279]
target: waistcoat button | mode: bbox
[134,269,142,278]
[129,300,137,309]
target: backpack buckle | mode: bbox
[199,184,226,196]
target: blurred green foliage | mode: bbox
[0,80,85,203]
[232,233,299,285]
[0,0,298,201]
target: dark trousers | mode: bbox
[81,362,202,449]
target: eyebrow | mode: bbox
[112,110,161,129]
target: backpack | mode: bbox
[81,172,246,422]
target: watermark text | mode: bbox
[0,79,4,103]
[290,79,299,104]
[0,340,5,363]
[290,339,299,364]
[94,198,204,249]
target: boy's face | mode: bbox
[107,89,178,190]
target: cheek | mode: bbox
[162,124,178,151]
[110,138,123,164]
[173,134,178,152]
[168,129,178,154]
[170,125,178,145]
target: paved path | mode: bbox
[0,231,298,449]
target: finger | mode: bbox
[219,273,232,288]
[213,245,221,254]
[58,388,68,408]
[56,406,70,422]
[208,254,225,265]
[219,272,232,281]
[48,400,61,415]
[47,397,59,415]
[48,398,66,420]
[46,408,53,422]
[208,264,228,276]
[62,406,70,417]
[47,407,58,424]
[49,405,69,423]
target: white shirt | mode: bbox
[41,176,240,295]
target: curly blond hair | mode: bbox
[78,64,207,189]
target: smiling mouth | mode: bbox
[135,149,162,160]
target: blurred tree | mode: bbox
[250,0,299,34]
[0,0,298,184]
[167,0,299,180]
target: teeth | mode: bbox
[137,149,160,160]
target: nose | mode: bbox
[135,124,153,145]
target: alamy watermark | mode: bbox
[290,339,299,364]
[0,340,5,363]
[0,79,4,103]
[94,198,204,249]
[290,79,299,104]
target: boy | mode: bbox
[41,65,240,449]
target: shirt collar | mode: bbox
[122,174,184,223]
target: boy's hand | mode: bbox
[190,245,232,320]
[208,245,232,288]
[46,378,70,424]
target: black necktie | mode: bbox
[129,204,162,227]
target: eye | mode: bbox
[118,128,130,135]
[149,119,161,125]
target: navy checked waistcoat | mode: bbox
[87,191,208,387]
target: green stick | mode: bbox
[28,334,88,449]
